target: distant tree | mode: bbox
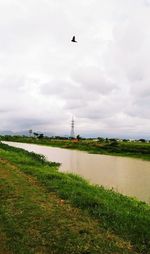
[109,140,119,146]
[105,138,109,143]
[109,138,117,142]
[55,136,66,140]
[33,132,39,138]
[97,137,105,142]
[38,133,44,139]
[139,139,146,142]
[76,134,81,141]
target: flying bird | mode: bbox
[71,36,77,43]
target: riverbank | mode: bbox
[0,142,150,254]
[1,136,150,160]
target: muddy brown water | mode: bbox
[3,141,150,204]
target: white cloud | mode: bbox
[0,0,150,138]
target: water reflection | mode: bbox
[3,141,150,204]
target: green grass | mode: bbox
[1,136,150,160]
[0,142,150,253]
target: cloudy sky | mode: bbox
[0,0,150,138]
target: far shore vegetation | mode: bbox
[0,142,150,254]
[1,134,150,160]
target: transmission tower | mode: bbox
[70,117,75,138]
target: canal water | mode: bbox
[3,141,150,204]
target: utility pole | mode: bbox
[70,117,75,139]
[29,129,32,137]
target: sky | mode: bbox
[0,0,150,138]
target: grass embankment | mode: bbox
[1,136,150,160]
[0,142,150,254]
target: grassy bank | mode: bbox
[0,142,150,253]
[1,136,150,160]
